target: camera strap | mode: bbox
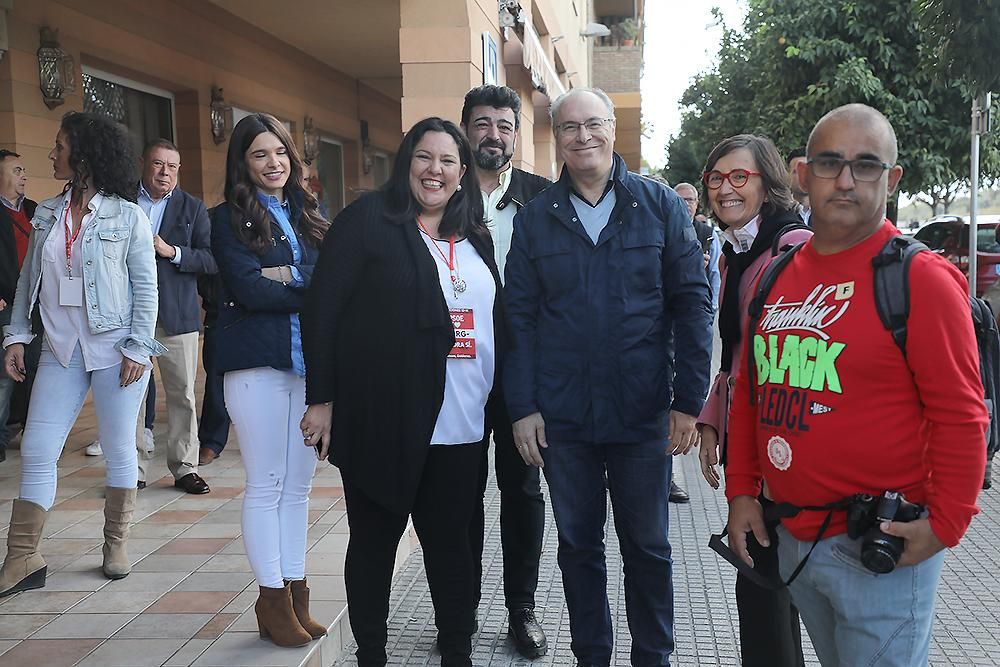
[709,497,857,590]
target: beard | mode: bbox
[474,145,513,171]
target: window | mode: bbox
[314,138,345,217]
[372,152,392,189]
[82,68,174,158]
[231,107,292,132]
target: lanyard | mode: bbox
[416,215,455,270]
[63,202,84,276]
[417,215,467,298]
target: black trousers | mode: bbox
[344,441,483,667]
[197,323,231,454]
[470,398,545,611]
[736,497,806,667]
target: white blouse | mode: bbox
[420,233,497,445]
[39,192,128,371]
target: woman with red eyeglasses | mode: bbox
[695,134,808,667]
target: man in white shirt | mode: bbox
[460,84,551,659]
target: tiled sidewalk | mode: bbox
[0,384,410,667]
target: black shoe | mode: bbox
[508,607,547,659]
[137,480,146,490]
[668,481,689,504]
[173,472,210,494]
[0,448,5,463]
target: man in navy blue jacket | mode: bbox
[504,88,712,667]
[135,140,217,494]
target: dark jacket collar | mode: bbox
[497,167,552,211]
[548,152,637,212]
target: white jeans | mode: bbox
[20,342,146,509]
[225,367,317,588]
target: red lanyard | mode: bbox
[63,203,83,275]
[416,215,455,271]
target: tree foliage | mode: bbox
[917,0,1000,97]
[663,0,999,203]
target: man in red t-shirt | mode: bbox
[0,149,38,463]
[723,104,987,666]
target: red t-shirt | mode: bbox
[725,221,987,548]
[9,205,31,268]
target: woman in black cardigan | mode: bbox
[300,117,504,667]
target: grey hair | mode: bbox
[674,182,698,197]
[549,87,616,126]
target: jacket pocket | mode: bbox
[621,232,664,295]
[98,228,132,261]
[536,357,586,426]
[529,241,576,300]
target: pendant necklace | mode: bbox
[417,216,466,298]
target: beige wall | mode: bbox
[2,0,401,208]
[400,0,591,180]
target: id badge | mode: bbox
[448,308,476,359]
[59,275,84,307]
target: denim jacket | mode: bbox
[2,192,167,362]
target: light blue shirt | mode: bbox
[137,182,182,265]
[257,192,305,377]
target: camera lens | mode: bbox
[861,533,904,574]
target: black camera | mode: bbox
[845,491,923,574]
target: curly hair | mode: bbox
[59,112,138,204]
[224,113,329,253]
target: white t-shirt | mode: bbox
[419,232,496,445]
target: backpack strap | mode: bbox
[746,242,806,405]
[771,222,813,256]
[871,236,929,355]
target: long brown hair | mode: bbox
[223,113,329,252]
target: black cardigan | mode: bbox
[301,191,508,515]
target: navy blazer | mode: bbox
[210,200,319,375]
[503,153,714,444]
[153,187,217,335]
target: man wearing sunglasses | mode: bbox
[504,87,712,667]
[724,104,986,666]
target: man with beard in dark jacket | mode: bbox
[460,84,551,659]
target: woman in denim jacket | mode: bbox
[0,112,164,598]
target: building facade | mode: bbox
[0,0,599,214]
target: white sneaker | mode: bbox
[85,441,103,456]
[143,428,155,454]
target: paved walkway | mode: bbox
[1,347,999,666]
[335,452,1000,667]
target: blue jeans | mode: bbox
[542,438,674,667]
[777,525,944,667]
[20,342,146,508]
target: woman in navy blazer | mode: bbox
[210,113,329,648]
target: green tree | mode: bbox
[664,0,999,212]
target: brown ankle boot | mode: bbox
[102,486,136,579]
[255,583,312,647]
[0,499,48,598]
[288,578,327,639]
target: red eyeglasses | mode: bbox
[702,169,762,190]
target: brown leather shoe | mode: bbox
[173,473,210,495]
[255,583,312,647]
[198,447,218,466]
[288,578,327,639]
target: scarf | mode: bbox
[718,206,803,373]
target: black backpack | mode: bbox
[693,218,715,254]
[748,233,1000,489]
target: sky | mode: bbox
[640,0,748,169]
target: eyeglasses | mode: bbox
[702,169,761,190]
[555,117,615,137]
[807,156,892,182]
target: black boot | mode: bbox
[668,480,690,503]
[508,607,547,658]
